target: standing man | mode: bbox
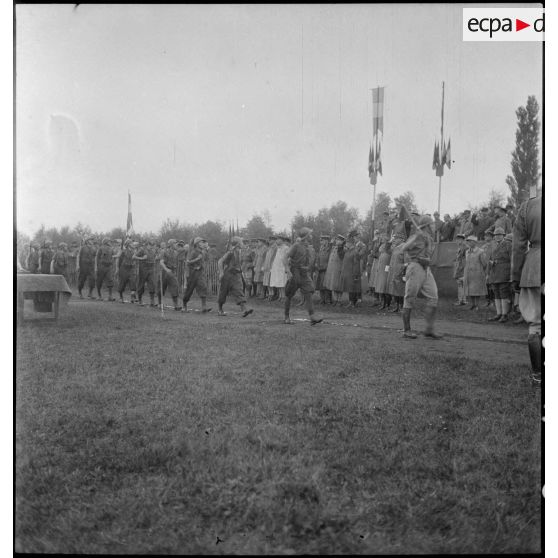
[253,238,268,299]
[512,189,542,385]
[452,233,467,306]
[487,228,512,321]
[39,240,54,274]
[433,211,443,242]
[217,236,254,317]
[77,237,96,298]
[489,206,512,235]
[158,238,181,310]
[135,237,159,307]
[26,242,40,274]
[182,237,212,313]
[283,227,323,325]
[439,214,456,242]
[176,240,189,297]
[52,242,69,280]
[95,238,116,301]
[240,240,256,297]
[400,215,442,339]
[476,207,494,241]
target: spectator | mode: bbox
[475,207,494,240]
[433,211,443,242]
[454,210,474,240]
[452,233,467,306]
[439,214,455,242]
[463,235,488,310]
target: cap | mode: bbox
[493,227,505,235]
[176,240,185,246]
[348,229,359,238]
[484,230,494,237]
[193,237,205,246]
[231,236,243,246]
[103,237,112,245]
[167,238,176,244]
[466,235,478,242]
[455,233,465,239]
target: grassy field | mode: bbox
[16,293,542,554]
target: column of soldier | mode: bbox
[18,195,541,383]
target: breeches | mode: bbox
[78,266,95,291]
[403,262,438,309]
[158,269,178,297]
[218,271,246,305]
[519,287,541,335]
[118,265,137,292]
[96,264,114,289]
[183,268,208,301]
[285,268,315,298]
[138,265,156,295]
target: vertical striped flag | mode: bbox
[372,87,384,136]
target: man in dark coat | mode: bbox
[77,237,96,298]
[182,237,211,313]
[315,235,332,304]
[96,238,116,301]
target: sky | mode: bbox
[15,3,543,237]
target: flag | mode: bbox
[445,138,451,168]
[368,145,374,177]
[372,87,384,136]
[376,142,382,176]
[126,191,134,238]
[432,142,439,170]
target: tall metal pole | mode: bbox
[437,81,445,216]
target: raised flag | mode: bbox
[376,142,382,176]
[432,142,439,170]
[372,87,384,136]
[126,191,134,238]
[368,145,374,177]
[445,138,452,168]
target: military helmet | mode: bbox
[418,215,434,228]
[298,227,312,239]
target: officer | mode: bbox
[399,214,442,339]
[77,237,96,298]
[39,240,54,274]
[182,237,212,313]
[283,227,323,325]
[52,242,69,280]
[135,237,159,307]
[512,187,542,385]
[158,238,181,310]
[217,236,253,317]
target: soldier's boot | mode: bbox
[130,291,137,303]
[107,287,115,302]
[423,306,443,339]
[402,308,417,339]
[305,295,322,325]
[88,287,95,299]
[149,293,156,307]
[78,287,83,299]
[498,300,510,322]
[172,296,181,310]
[240,302,253,318]
[97,287,103,301]
[284,297,294,324]
[119,291,125,303]
[201,297,212,313]
[488,299,502,321]
[157,294,162,308]
[528,333,542,385]
[137,294,143,306]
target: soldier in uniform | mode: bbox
[340,229,365,308]
[52,242,69,280]
[77,237,96,298]
[217,236,253,317]
[512,189,542,385]
[158,238,181,310]
[96,238,116,301]
[482,230,495,307]
[487,227,512,322]
[262,235,277,300]
[283,227,323,325]
[26,242,40,273]
[400,215,442,339]
[182,237,212,313]
[240,240,256,297]
[39,240,54,274]
[489,206,512,235]
[315,235,332,304]
[135,237,159,307]
[176,240,189,297]
[117,239,138,303]
[67,240,79,286]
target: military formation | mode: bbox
[17,193,542,385]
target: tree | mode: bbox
[393,191,418,213]
[327,201,359,235]
[362,192,392,240]
[244,214,274,241]
[506,95,541,207]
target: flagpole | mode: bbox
[437,82,444,216]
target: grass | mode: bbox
[15,294,541,554]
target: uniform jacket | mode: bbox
[79,245,96,266]
[97,245,114,267]
[339,241,363,293]
[512,195,541,287]
[488,239,511,284]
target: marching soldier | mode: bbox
[400,215,442,339]
[158,238,181,310]
[217,236,253,317]
[182,237,212,313]
[135,237,159,307]
[26,241,40,273]
[52,242,69,280]
[283,227,323,325]
[77,237,96,298]
[95,238,116,301]
[38,240,54,274]
[117,239,138,303]
[512,188,542,385]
